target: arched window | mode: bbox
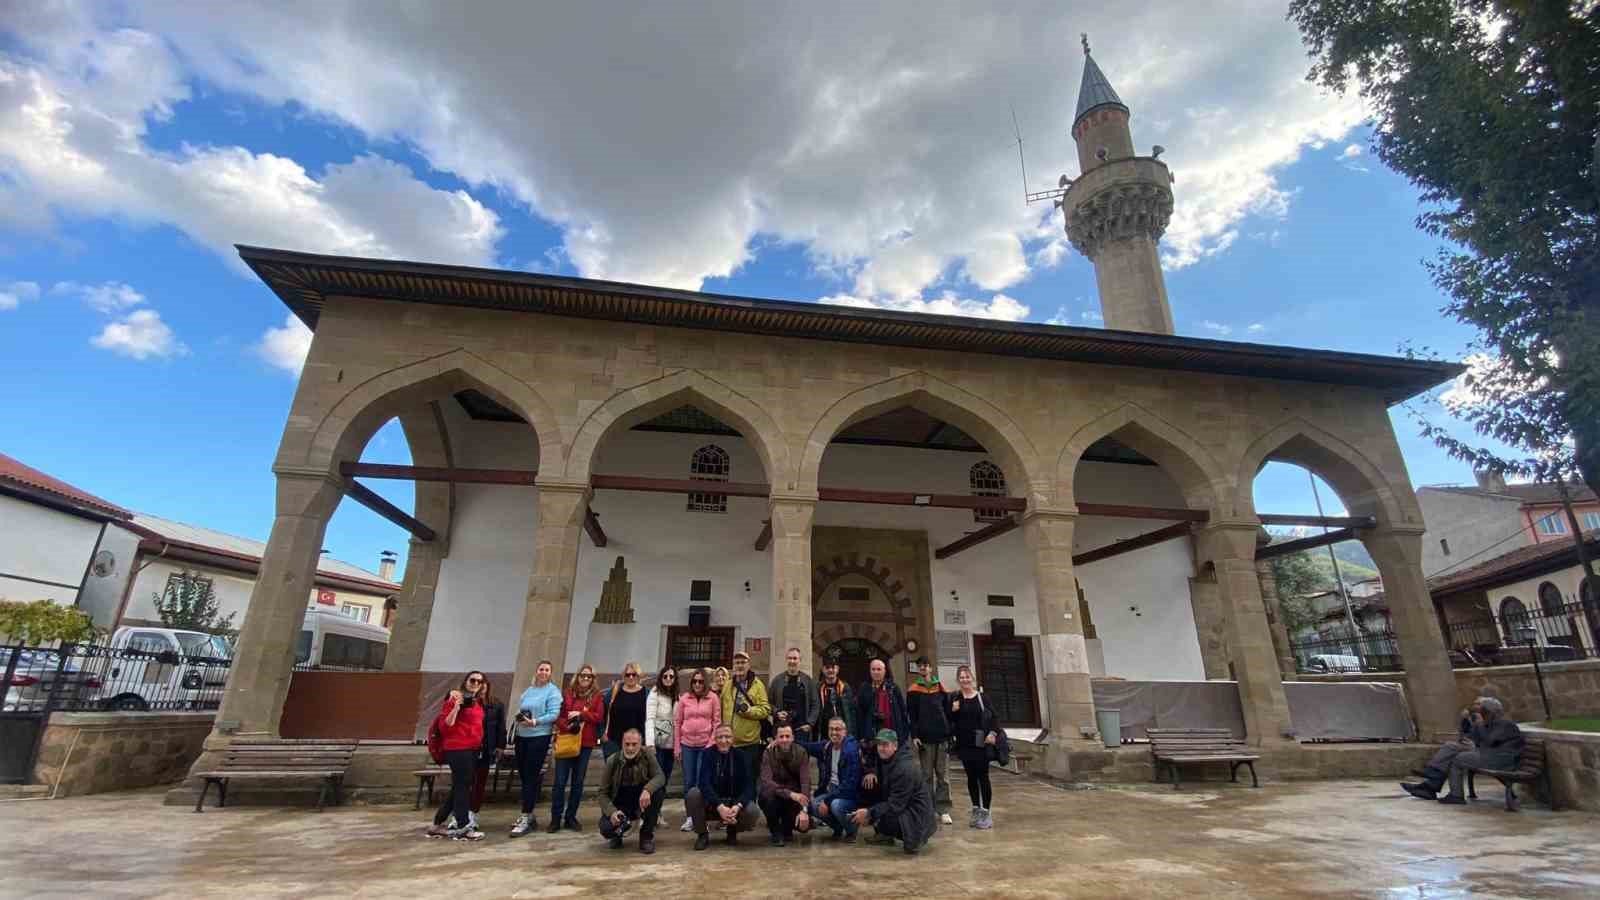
[687,444,730,513]
[1538,581,1565,616]
[1498,596,1529,633]
[969,460,1009,523]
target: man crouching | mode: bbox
[850,729,938,854]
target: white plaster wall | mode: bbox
[424,401,541,672]
[121,558,392,628]
[1486,564,1596,650]
[0,496,104,605]
[77,524,141,628]
[1416,488,1528,578]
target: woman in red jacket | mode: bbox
[548,663,605,833]
[425,671,487,840]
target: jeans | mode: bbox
[432,749,476,828]
[515,734,552,815]
[655,747,675,787]
[680,746,709,809]
[916,740,952,811]
[550,746,592,825]
[810,793,858,836]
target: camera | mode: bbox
[612,813,633,838]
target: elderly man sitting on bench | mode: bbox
[1401,696,1525,805]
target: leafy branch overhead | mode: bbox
[1289,0,1600,491]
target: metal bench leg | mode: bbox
[195,779,211,813]
[316,779,330,812]
[333,775,345,807]
[1247,762,1259,788]
[1171,764,1181,791]
[1229,763,1239,783]
[415,777,426,811]
[1467,771,1477,800]
[218,778,228,808]
[1503,780,1519,812]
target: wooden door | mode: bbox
[971,634,1041,727]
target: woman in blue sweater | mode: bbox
[509,660,563,837]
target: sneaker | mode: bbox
[1438,794,1467,805]
[1401,782,1437,801]
[639,836,656,854]
[968,807,981,827]
[425,823,450,838]
[509,815,532,838]
[694,832,710,851]
[940,812,953,826]
[608,836,624,850]
[769,833,785,846]
[449,827,485,841]
[680,818,695,833]
[545,820,562,834]
[976,808,994,830]
[467,811,479,830]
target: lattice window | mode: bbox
[969,460,1009,523]
[1498,596,1528,628]
[688,444,730,513]
[666,626,735,669]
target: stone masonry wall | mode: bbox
[32,712,214,798]
[1523,726,1600,812]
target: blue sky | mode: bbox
[0,4,1500,577]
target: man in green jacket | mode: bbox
[720,650,771,779]
[599,728,666,854]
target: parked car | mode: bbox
[1305,653,1363,673]
[86,627,234,711]
[2,648,102,711]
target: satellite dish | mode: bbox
[90,549,117,578]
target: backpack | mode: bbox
[975,693,1011,768]
[426,713,446,764]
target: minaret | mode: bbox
[1060,37,1176,334]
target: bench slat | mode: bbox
[197,770,345,778]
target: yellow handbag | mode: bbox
[553,730,582,759]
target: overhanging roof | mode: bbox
[238,245,1462,404]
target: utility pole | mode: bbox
[1555,479,1600,655]
[1309,471,1361,657]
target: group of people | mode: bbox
[423,648,1006,855]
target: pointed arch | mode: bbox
[1055,402,1227,510]
[798,371,1042,496]
[1234,417,1415,527]
[564,369,789,485]
[293,348,564,476]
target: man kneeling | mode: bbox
[850,729,938,854]
[800,716,864,842]
[599,728,665,854]
[759,722,813,846]
[685,723,760,850]
[1401,696,1525,806]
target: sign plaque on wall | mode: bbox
[936,629,970,666]
[942,608,966,626]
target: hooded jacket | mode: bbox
[906,676,952,742]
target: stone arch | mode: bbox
[812,553,916,621]
[1055,402,1227,510]
[1234,418,1414,527]
[564,369,789,486]
[812,625,900,662]
[798,371,1043,497]
[295,348,564,476]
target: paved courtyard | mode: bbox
[2,775,1597,898]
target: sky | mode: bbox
[0,2,1506,577]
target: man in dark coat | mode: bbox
[854,658,910,745]
[851,729,937,854]
[685,723,759,850]
[1401,696,1526,804]
[814,654,856,737]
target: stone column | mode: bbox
[1186,574,1231,680]
[383,536,447,672]
[1024,509,1099,750]
[1255,558,1297,681]
[1195,523,1293,745]
[512,481,589,691]
[770,495,817,674]
[207,469,343,743]
[1363,528,1459,738]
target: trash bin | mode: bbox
[1095,708,1121,748]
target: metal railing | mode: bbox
[1290,628,1403,674]
[1289,599,1600,673]
[1,640,232,714]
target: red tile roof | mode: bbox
[0,452,131,520]
[1429,529,1600,597]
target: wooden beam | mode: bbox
[754,520,772,552]
[1255,527,1360,561]
[1072,521,1192,567]
[584,508,607,548]
[590,474,771,498]
[340,462,537,485]
[1258,513,1376,528]
[819,487,1028,512]
[934,516,1019,560]
[344,480,437,542]
[1077,503,1209,522]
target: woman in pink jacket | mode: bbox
[673,667,722,831]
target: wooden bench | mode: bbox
[413,765,450,809]
[193,739,359,812]
[1466,738,1548,812]
[1147,728,1260,790]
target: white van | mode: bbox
[296,607,390,671]
[92,626,234,711]
[1305,653,1363,673]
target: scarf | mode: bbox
[913,674,941,689]
[874,682,891,724]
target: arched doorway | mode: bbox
[823,637,890,690]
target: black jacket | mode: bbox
[854,678,911,742]
[868,743,938,846]
[697,746,756,809]
[906,680,952,742]
[479,701,507,765]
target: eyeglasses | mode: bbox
[578,673,594,679]
[661,673,675,679]
[625,672,639,678]
[465,677,483,685]
[690,679,705,684]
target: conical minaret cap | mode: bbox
[1073,47,1128,128]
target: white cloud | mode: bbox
[90,308,185,359]
[1080,310,1103,324]
[52,280,145,312]
[0,2,1369,311]
[819,291,1029,322]
[1046,307,1072,326]
[1201,320,1233,336]
[256,313,313,374]
[1340,144,1363,159]
[1247,322,1266,334]
[0,280,39,310]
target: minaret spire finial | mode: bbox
[1081,33,1091,55]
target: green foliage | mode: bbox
[0,599,99,644]
[1288,0,1600,493]
[1268,551,1327,635]
[155,572,237,636]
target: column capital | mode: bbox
[268,465,344,520]
[769,491,820,507]
[532,476,593,497]
[1022,506,1078,522]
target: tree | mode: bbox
[1268,551,1328,636]
[1287,0,1600,497]
[0,599,98,644]
[155,573,236,636]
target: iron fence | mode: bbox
[1,639,232,714]
[1289,599,1600,673]
[1289,628,1403,674]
